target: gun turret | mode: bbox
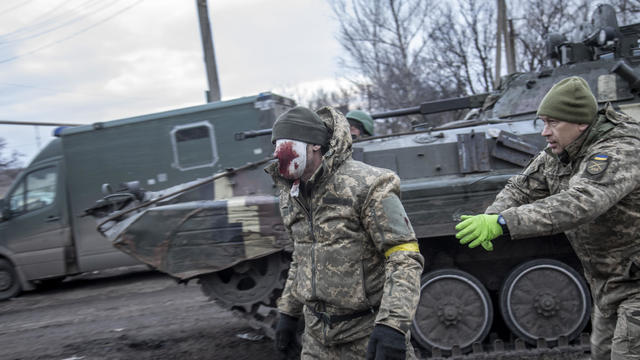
[371,93,489,119]
[234,93,491,141]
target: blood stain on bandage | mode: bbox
[275,141,299,177]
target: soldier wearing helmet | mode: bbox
[346,110,374,139]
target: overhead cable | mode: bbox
[0,0,145,64]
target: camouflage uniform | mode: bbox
[485,104,640,359]
[266,106,424,359]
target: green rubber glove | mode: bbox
[455,214,502,251]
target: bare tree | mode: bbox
[511,0,574,72]
[329,0,441,131]
[428,0,496,94]
[330,0,501,129]
[329,0,640,131]
[304,86,358,114]
[610,0,640,24]
[511,0,640,73]
[0,138,22,170]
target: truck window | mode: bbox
[9,167,57,214]
[9,182,25,213]
[171,121,218,170]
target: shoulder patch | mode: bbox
[586,154,610,176]
[381,195,414,236]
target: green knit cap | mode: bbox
[536,76,597,124]
[271,106,329,145]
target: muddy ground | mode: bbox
[0,266,591,360]
[0,266,280,360]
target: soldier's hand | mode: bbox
[366,324,406,360]
[274,313,299,356]
[455,214,502,251]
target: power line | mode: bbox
[0,0,119,45]
[4,0,68,37]
[0,120,83,127]
[0,0,145,64]
[0,0,99,40]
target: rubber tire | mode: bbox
[0,258,22,300]
[499,258,591,345]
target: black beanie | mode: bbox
[271,106,329,145]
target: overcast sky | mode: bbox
[0,0,343,164]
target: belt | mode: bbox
[310,304,377,328]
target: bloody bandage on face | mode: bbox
[274,139,307,179]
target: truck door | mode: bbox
[2,162,70,280]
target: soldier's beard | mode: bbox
[274,139,307,179]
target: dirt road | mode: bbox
[0,267,280,360]
[0,266,591,360]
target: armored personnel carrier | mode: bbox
[86,4,640,357]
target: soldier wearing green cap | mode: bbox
[346,109,375,139]
[266,106,424,359]
[454,76,640,359]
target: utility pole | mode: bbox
[507,18,516,74]
[494,0,503,88]
[196,0,221,102]
[494,0,516,88]
[502,0,516,75]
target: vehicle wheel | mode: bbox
[499,259,591,345]
[411,269,493,355]
[199,252,290,340]
[199,251,289,312]
[0,258,22,300]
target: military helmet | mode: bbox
[345,110,374,136]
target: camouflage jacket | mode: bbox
[486,104,640,315]
[266,107,424,345]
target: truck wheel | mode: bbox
[411,269,493,355]
[0,259,21,300]
[499,258,591,345]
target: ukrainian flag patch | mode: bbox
[586,153,610,176]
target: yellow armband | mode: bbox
[384,242,420,258]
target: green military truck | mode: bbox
[0,93,294,300]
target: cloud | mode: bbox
[0,0,343,164]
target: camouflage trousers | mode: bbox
[591,296,640,360]
[300,329,417,360]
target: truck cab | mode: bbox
[0,139,71,298]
